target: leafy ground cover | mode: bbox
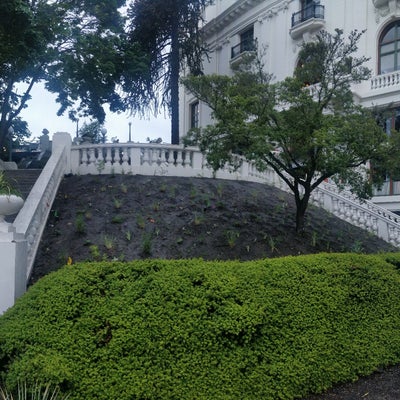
[1,254,400,399]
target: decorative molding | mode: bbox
[373,0,400,21]
[202,0,293,37]
[202,0,265,37]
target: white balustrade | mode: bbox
[371,71,400,90]
[13,135,70,278]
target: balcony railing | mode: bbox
[291,4,325,28]
[231,38,257,59]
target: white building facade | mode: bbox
[180,0,400,212]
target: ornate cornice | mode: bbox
[373,0,400,20]
[203,0,290,38]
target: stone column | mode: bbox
[52,132,72,174]
[0,223,27,315]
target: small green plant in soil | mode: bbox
[189,186,197,199]
[351,240,364,253]
[216,183,224,198]
[311,231,318,247]
[120,183,128,194]
[225,230,240,248]
[103,235,115,251]
[141,233,152,256]
[111,215,124,224]
[193,212,204,226]
[125,230,132,242]
[89,245,102,261]
[74,214,86,234]
[268,235,278,253]
[136,214,145,229]
[113,198,122,210]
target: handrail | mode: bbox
[312,182,400,246]
[13,143,68,278]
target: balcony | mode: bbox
[356,70,400,107]
[290,4,325,40]
[230,39,257,67]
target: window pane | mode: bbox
[301,0,314,8]
[381,54,395,74]
[381,42,395,54]
[190,102,199,129]
[397,52,400,70]
[240,27,253,43]
[382,27,395,43]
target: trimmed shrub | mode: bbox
[1,254,400,399]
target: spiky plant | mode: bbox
[0,383,69,400]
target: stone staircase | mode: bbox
[3,169,42,222]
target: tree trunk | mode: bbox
[170,12,180,145]
[0,116,10,152]
[294,189,311,233]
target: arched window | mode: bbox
[379,21,400,74]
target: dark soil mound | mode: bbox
[32,174,394,284]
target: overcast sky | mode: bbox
[19,82,172,144]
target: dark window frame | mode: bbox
[190,101,199,129]
[379,21,400,74]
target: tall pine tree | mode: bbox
[126,0,213,144]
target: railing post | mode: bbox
[129,147,142,174]
[0,224,27,315]
[52,132,72,174]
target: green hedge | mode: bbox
[1,254,400,399]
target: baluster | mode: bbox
[358,210,366,227]
[388,226,397,245]
[351,207,359,225]
[331,198,339,215]
[336,200,344,218]
[80,148,88,166]
[344,203,352,222]
[364,214,373,232]
[142,148,150,166]
[175,150,183,167]
[159,148,167,165]
[88,148,96,172]
[371,217,378,234]
[122,146,129,169]
[105,147,112,168]
[182,151,191,167]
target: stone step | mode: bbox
[3,169,42,200]
[3,169,42,223]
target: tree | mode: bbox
[0,0,146,153]
[125,0,213,144]
[78,121,107,144]
[183,29,389,232]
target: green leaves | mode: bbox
[2,255,400,398]
[0,0,136,146]
[183,29,388,231]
